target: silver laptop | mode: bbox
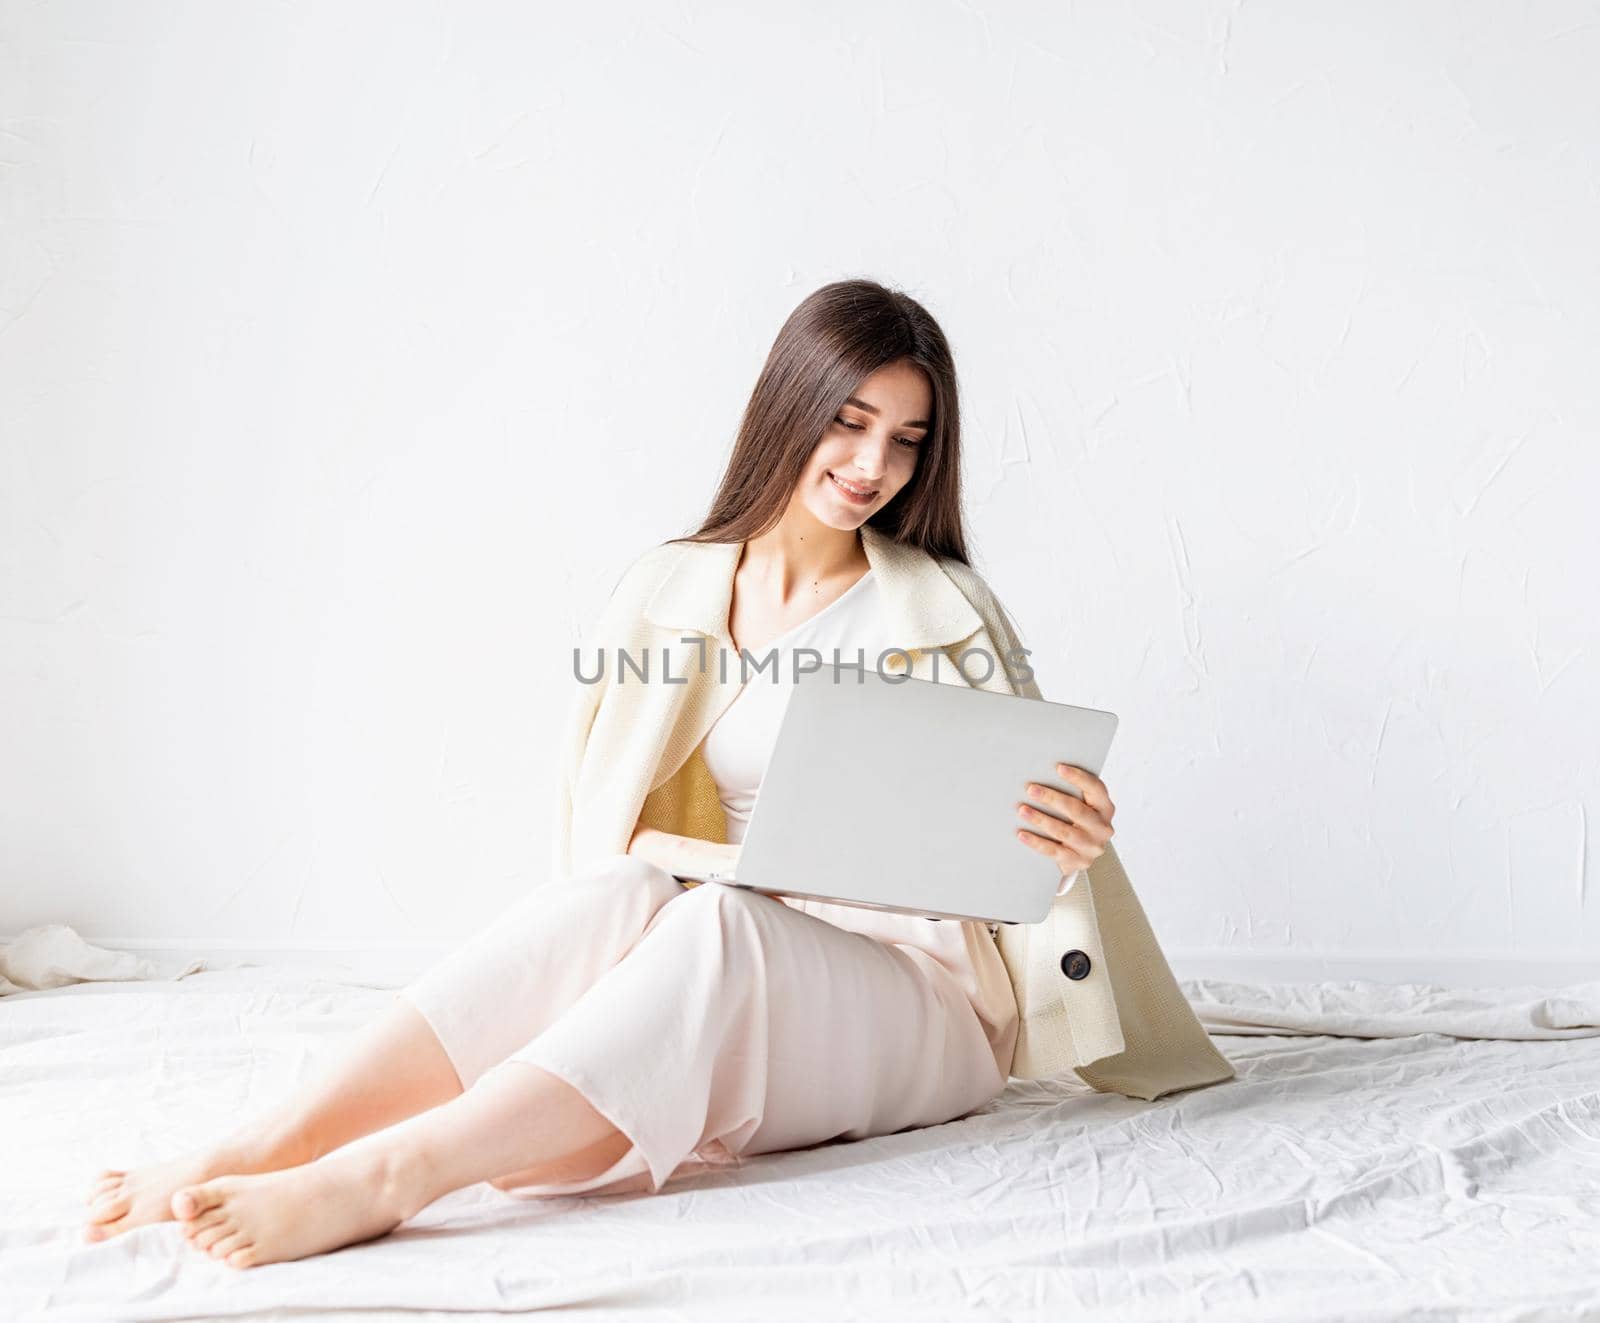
[675,663,1118,926]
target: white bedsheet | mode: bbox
[3,944,1598,1320]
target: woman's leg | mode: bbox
[165,882,1007,1270]
[83,994,461,1243]
[84,854,686,1241]
[172,1057,631,1269]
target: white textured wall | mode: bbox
[3,2,1597,981]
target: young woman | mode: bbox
[82,279,1127,1267]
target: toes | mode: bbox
[87,1190,130,1223]
[193,1221,233,1254]
[171,1183,221,1221]
[182,1209,227,1239]
[87,1213,129,1242]
[210,1229,250,1260]
[224,1244,257,1270]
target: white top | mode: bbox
[703,568,882,846]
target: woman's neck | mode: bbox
[738,521,867,602]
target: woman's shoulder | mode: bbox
[612,538,689,596]
[930,552,1037,682]
[931,552,1012,631]
[579,539,692,644]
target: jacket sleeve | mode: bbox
[550,640,607,883]
[548,557,648,882]
[549,541,683,882]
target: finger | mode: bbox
[1020,787,1113,844]
[1017,805,1107,862]
[1017,802,1071,848]
[1016,825,1098,873]
[1022,785,1090,829]
[1016,805,1105,863]
[1056,763,1111,816]
[1055,764,1116,828]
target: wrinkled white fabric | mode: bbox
[1185,976,1600,1040]
[0,924,203,996]
[8,964,1600,1320]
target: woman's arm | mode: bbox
[626,825,740,881]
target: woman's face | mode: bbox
[792,359,932,530]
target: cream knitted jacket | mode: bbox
[552,523,1236,1101]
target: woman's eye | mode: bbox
[836,417,922,449]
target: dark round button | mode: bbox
[1060,949,1092,980]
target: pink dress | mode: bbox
[401,568,1019,1199]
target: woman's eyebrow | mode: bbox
[843,396,930,430]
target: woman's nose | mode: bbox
[848,451,888,481]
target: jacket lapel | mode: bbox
[641,523,985,656]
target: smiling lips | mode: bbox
[828,471,878,502]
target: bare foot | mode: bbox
[83,1130,310,1244]
[170,1145,422,1269]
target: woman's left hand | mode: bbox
[1015,762,1116,876]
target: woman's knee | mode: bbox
[479,854,678,944]
[571,852,683,906]
[656,878,776,929]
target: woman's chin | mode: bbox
[803,498,871,531]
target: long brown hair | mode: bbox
[667,279,971,567]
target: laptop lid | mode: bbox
[716,664,1118,925]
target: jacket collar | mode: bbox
[642,522,983,654]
